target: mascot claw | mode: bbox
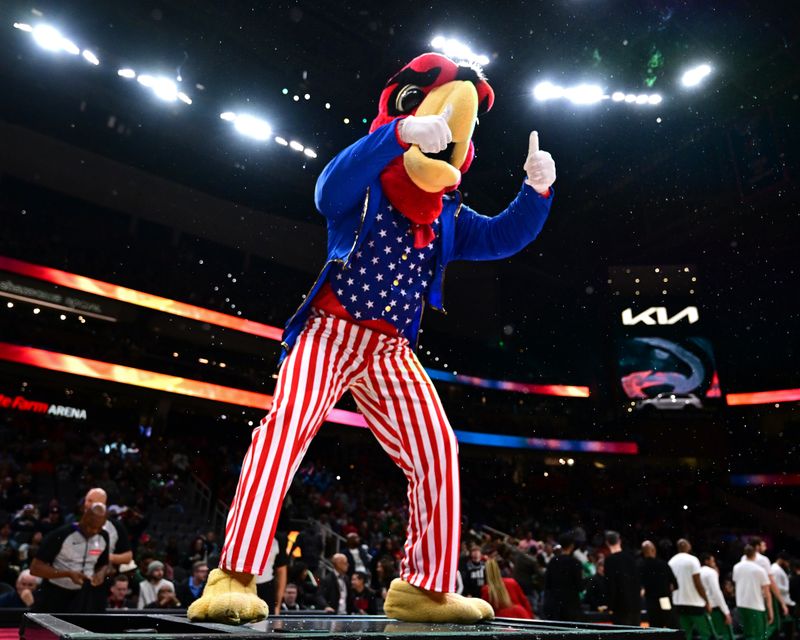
[187,568,268,625]
[383,578,495,624]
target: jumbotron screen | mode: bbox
[618,336,721,408]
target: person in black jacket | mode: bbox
[603,531,641,626]
[543,534,584,621]
[639,540,678,628]
[176,561,208,607]
[348,572,378,614]
[319,553,350,614]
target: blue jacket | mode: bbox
[279,120,554,362]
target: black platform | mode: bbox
[20,613,683,640]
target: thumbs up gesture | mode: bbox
[523,131,556,195]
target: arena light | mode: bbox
[13,22,34,32]
[151,77,178,101]
[81,50,100,66]
[117,68,136,79]
[288,140,304,151]
[564,83,604,105]
[219,111,236,121]
[274,136,288,146]
[303,148,317,158]
[233,114,272,141]
[681,63,712,87]
[430,35,490,66]
[533,81,564,102]
[31,24,65,51]
[536,81,662,107]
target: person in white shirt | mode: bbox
[770,552,795,639]
[668,539,712,640]
[137,561,174,609]
[699,553,732,640]
[733,545,773,640]
[741,537,789,638]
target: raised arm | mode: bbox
[452,130,555,262]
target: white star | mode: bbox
[337,288,344,296]
[371,257,379,265]
[409,263,416,270]
[388,205,393,211]
[379,229,388,237]
[414,292,420,299]
[418,252,425,260]
[383,246,392,254]
[346,278,354,285]
[391,314,398,322]
[404,246,412,253]
[336,273,343,280]
[388,262,396,270]
[428,269,434,276]
[392,220,398,227]
[422,281,428,288]
[362,283,370,291]
[359,267,367,275]
[396,236,404,243]
[390,300,397,307]
[417,266,423,273]
[379,290,387,298]
[376,213,383,221]
[426,242,434,249]
[396,273,403,281]
[366,300,374,309]
[407,276,414,285]
[376,274,384,282]
[368,240,375,248]
[400,289,407,296]
[354,311,362,319]
[403,303,410,310]
[356,251,362,258]
[350,294,357,302]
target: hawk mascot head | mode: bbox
[370,53,495,246]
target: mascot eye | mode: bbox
[396,85,425,113]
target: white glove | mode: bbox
[397,105,453,154]
[524,131,556,194]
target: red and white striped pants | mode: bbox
[219,311,461,593]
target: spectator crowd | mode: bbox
[0,415,798,640]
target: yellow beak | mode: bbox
[402,80,479,193]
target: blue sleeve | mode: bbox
[451,182,553,261]
[314,121,406,221]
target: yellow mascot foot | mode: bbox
[383,578,495,623]
[187,568,268,625]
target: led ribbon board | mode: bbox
[426,368,589,398]
[730,474,800,487]
[0,343,638,454]
[1,256,589,397]
[0,256,283,341]
[726,389,800,405]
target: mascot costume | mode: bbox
[188,52,556,625]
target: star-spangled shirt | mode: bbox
[325,199,439,330]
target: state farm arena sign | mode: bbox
[0,393,87,420]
